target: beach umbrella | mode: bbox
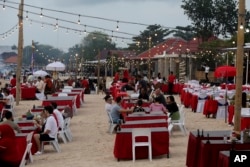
[214,65,236,78]
[33,70,48,77]
[46,61,65,71]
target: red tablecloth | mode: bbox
[183,91,192,108]
[125,113,168,121]
[121,119,168,128]
[113,127,169,160]
[11,87,36,100]
[16,120,35,127]
[220,84,236,90]
[122,101,151,109]
[52,92,81,108]
[203,99,218,116]
[241,116,250,130]
[186,130,228,167]
[161,83,182,94]
[42,96,75,111]
[198,140,250,167]
[228,105,234,124]
[217,151,229,167]
[190,94,198,112]
[16,133,38,155]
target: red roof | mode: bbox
[4,55,18,64]
[134,37,200,59]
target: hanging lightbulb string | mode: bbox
[25,18,133,41]
[0,23,18,35]
[0,3,137,37]
[1,0,176,30]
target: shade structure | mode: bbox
[33,70,48,77]
[46,61,65,71]
[214,65,236,78]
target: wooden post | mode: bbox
[97,50,101,94]
[16,0,24,105]
[234,0,245,132]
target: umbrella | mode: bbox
[214,65,236,78]
[46,61,65,71]
[33,70,48,77]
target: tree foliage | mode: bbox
[181,0,238,41]
[171,25,196,41]
[80,31,116,61]
[127,24,172,54]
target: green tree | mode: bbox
[80,31,116,61]
[128,24,172,54]
[171,25,196,41]
[181,0,239,41]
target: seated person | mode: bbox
[138,88,149,101]
[166,95,180,120]
[51,102,64,130]
[0,88,13,109]
[110,96,133,124]
[120,79,135,91]
[33,105,57,155]
[1,111,21,133]
[133,99,145,112]
[150,88,167,107]
[35,76,45,93]
[149,96,167,113]
[104,94,113,113]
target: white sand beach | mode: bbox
[9,91,233,167]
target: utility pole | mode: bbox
[234,0,245,133]
[97,50,101,94]
[148,36,152,79]
[16,0,24,105]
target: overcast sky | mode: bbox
[0,0,250,52]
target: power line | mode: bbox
[3,0,177,30]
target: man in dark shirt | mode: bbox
[153,88,167,108]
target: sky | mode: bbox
[0,0,250,52]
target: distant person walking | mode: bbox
[202,64,210,82]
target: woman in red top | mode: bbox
[10,74,16,87]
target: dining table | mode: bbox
[217,151,230,167]
[198,140,250,167]
[52,92,81,108]
[10,86,36,100]
[121,119,168,128]
[113,127,169,160]
[124,112,168,121]
[15,133,38,155]
[42,96,76,113]
[186,130,231,167]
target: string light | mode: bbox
[25,11,29,20]
[240,23,244,29]
[116,21,119,31]
[2,0,5,10]
[40,8,43,18]
[77,14,81,24]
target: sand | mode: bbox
[1,78,233,167]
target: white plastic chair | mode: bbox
[19,143,33,167]
[41,136,61,153]
[58,125,68,144]
[171,108,187,136]
[64,86,73,89]
[196,93,207,113]
[107,111,117,134]
[58,93,68,97]
[62,89,71,93]
[64,117,73,142]
[132,128,152,162]
[216,98,228,119]
[19,131,34,167]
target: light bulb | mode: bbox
[240,23,244,29]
